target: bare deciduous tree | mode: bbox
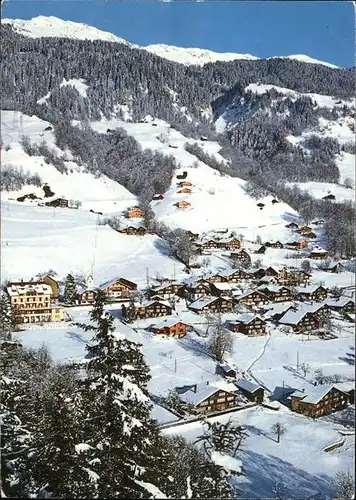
[207,314,234,363]
[299,362,310,378]
[272,422,286,443]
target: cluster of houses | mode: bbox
[171,367,354,419]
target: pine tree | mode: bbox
[76,290,168,498]
[0,292,15,340]
[26,392,99,498]
[64,273,77,305]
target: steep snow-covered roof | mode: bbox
[178,381,236,406]
[324,297,355,308]
[229,313,264,325]
[150,318,190,329]
[188,295,218,310]
[302,385,337,404]
[296,284,325,294]
[235,379,263,394]
[278,303,324,325]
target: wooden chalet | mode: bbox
[188,295,234,314]
[265,241,284,249]
[175,200,191,209]
[322,194,335,201]
[229,249,251,267]
[127,206,144,218]
[235,379,264,403]
[312,219,325,226]
[297,285,328,302]
[126,300,173,321]
[254,245,267,254]
[310,247,328,260]
[223,268,252,283]
[185,280,211,301]
[176,382,238,413]
[177,187,192,194]
[216,237,241,251]
[286,240,308,249]
[289,385,349,418]
[186,230,199,241]
[78,289,97,305]
[152,194,164,200]
[305,231,317,239]
[234,290,270,307]
[216,364,237,379]
[99,277,137,300]
[119,226,147,236]
[285,222,299,230]
[324,297,355,314]
[210,282,236,297]
[299,226,313,235]
[277,303,324,332]
[148,282,185,300]
[253,267,279,280]
[227,314,266,336]
[195,239,219,253]
[258,285,293,303]
[179,181,193,187]
[276,268,311,286]
[325,262,345,273]
[205,273,229,284]
[176,171,187,180]
[150,319,190,338]
[45,198,69,208]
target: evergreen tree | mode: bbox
[64,273,77,305]
[76,290,168,498]
[0,292,15,340]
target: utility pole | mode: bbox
[146,267,150,288]
[174,358,177,374]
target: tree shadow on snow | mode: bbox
[235,450,334,499]
[338,353,355,365]
[153,238,170,257]
[65,331,87,344]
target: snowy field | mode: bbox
[0,201,183,286]
[162,405,354,499]
[286,181,355,204]
[1,110,137,213]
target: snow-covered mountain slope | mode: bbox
[2,16,341,70]
[1,16,133,45]
[144,44,259,66]
[0,201,182,285]
[270,54,339,69]
[88,117,298,233]
[244,83,354,109]
[1,110,137,212]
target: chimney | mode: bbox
[206,381,209,385]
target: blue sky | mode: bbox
[3,1,355,67]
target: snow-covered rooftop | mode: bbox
[235,379,263,394]
[7,282,52,296]
[278,303,324,325]
[150,318,190,329]
[188,295,218,310]
[296,284,325,294]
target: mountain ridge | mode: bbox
[2,15,341,69]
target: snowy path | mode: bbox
[246,330,272,394]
